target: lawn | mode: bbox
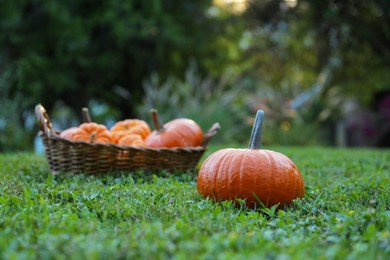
[0,146,389,259]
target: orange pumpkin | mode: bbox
[197,110,305,209]
[145,109,203,148]
[59,127,79,141]
[110,119,151,139]
[111,131,145,147]
[116,134,145,147]
[72,122,112,143]
[110,132,127,144]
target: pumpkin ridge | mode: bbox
[164,131,179,147]
[175,129,188,147]
[238,150,248,201]
[270,151,285,205]
[180,123,198,146]
[290,165,298,200]
[212,152,221,200]
[286,158,297,201]
[199,150,214,198]
[226,150,234,200]
[299,167,305,196]
[245,150,260,207]
[214,150,232,201]
[201,155,215,196]
[169,119,202,146]
[279,154,292,203]
[205,153,215,199]
[268,151,294,205]
[294,164,305,198]
[263,150,274,206]
[248,152,258,206]
[205,152,219,198]
[285,155,300,202]
[226,148,242,201]
[180,124,197,146]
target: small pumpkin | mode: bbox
[72,122,112,143]
[110,119,151,139]
[145,109,203,148]
[197,110,305,209]
[110,131,129,144]
[115,133,145,147]
[59,127,79,141]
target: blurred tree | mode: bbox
[233,0,390,145]
[1,0,389,150]
[300,0,390,105]
[243,0,390,104]
[0,0,236,120]
[1,0,247,150]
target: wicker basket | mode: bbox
[35,104,220,175]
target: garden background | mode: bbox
[1,0,390,151]
[0,1,390,259]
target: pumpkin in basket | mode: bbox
[72,122,112,143]
[145,109,203,148]
[197,110,305,209]
[110,119,151,139]
[111,132,145,147]
[59,127,79,141]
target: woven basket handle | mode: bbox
[202,122,220,147]
[35,104,54,136]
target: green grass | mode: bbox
[0,146,389,259]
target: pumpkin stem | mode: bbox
[248,109,264,149]
[150,109,165,133]
[82,107,92,123]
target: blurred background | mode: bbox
[1,0,389,152]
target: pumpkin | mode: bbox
[59,127,79,141]
[197,110,305,209]
[145,109,203,148]
[72,122,112,143]
[110,119,151,139]
[110,131,129,144]
[114,133,145,147]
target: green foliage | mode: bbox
[137,63,251,144]
[0,0,245,151]
[0,148,389,258]
[0,0,233,118]
[244,82,341,146]
[0,65,33,151]
[242,0,390,106]
[306,0,390,105]
[2,0,390,151]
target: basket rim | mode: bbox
[39,131,207,152]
